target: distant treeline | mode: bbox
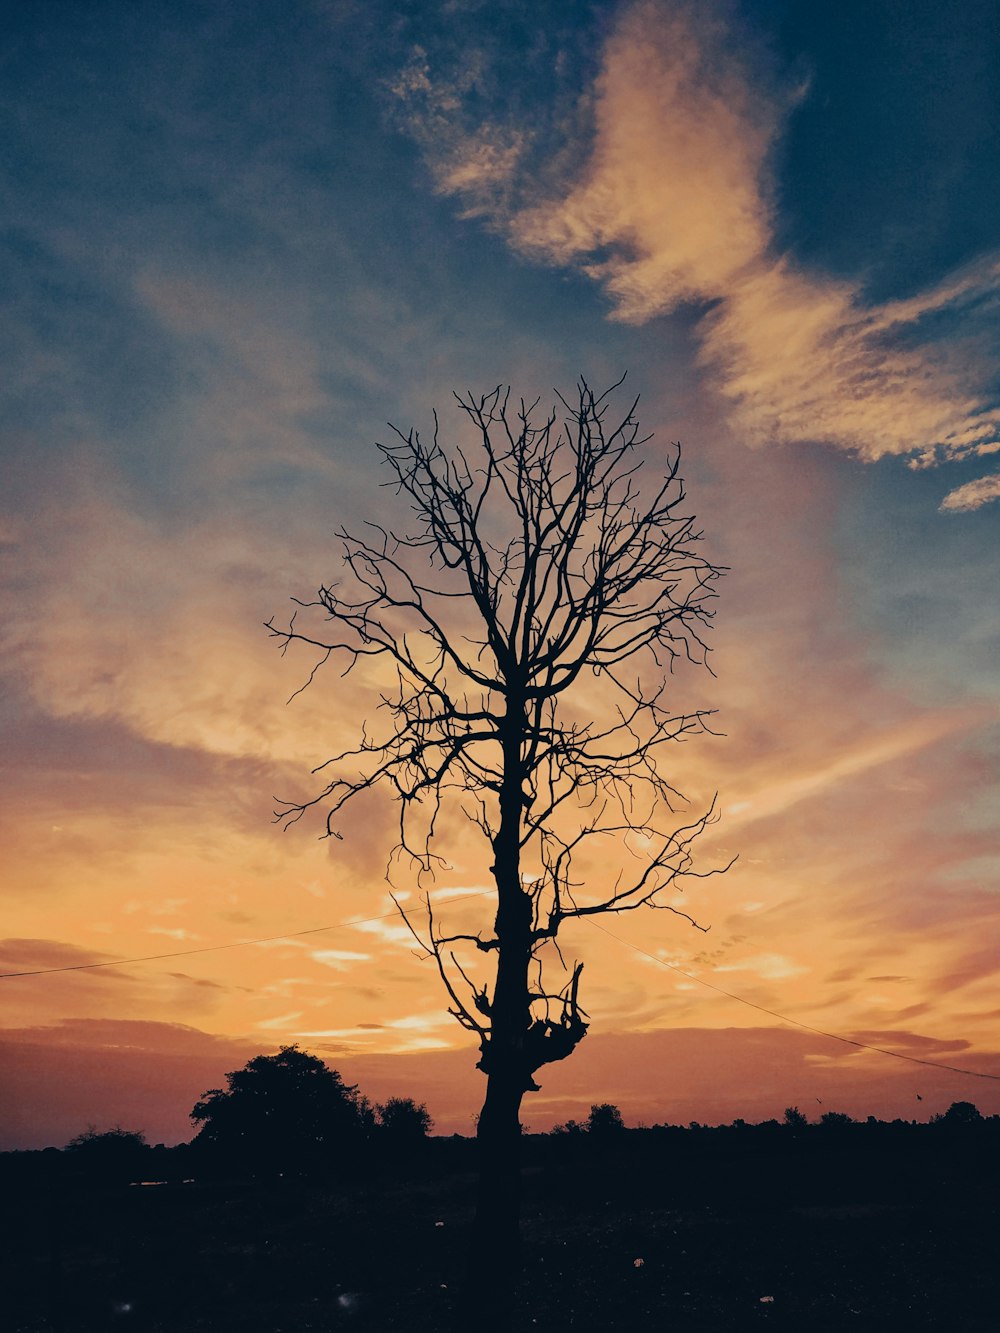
[3,1043,996,1192]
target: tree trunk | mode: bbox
[471,1067,525,1308]
[469,1006,530,1328]
[466,698,531,1325]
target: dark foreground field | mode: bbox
[5,1126,998,1331]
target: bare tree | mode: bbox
[266,377,726,1307]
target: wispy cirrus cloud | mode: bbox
[393,0,1000,507]
[310,949,371,970]
[388,46,527,217]
[939,472,1000,513]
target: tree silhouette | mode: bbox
[376,1096,433,1145]
[190,1045,368,1177]
[267,378,725,1305]
[783,1106,808,1130]
[587,1103,626,1137]
[934,1100,982,1126]
[819,1111,855,1129]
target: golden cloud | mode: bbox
[409,0,1000,496]
[940,472,1000,513]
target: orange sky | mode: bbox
[3,425,998,1147]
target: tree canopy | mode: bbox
[191,1046,368,1176]
[376,1096,434,1144]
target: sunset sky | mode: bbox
[3,0,1000,1149]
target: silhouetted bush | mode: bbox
[549,1118,586,1137]
[63,1126,150,1184]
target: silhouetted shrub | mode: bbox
[550,1118,586,1137]
[63,1126,150,1183]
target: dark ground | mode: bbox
[4,1126,998,1331]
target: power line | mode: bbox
[4,893,998,1086]
[590,918,1000,1083]
[0,892,495,979]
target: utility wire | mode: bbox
[0,892,495,979]
[590,918,1000,1083]
[3,892,998,1085]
